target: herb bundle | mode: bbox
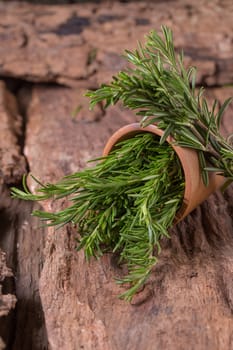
[11,26,233,301]
[12,133,184,301]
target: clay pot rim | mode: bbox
[103,123,193,223]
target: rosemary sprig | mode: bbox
[86,26,233,184]
[12,133,184,301]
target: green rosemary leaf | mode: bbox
[215,97,233,129]
[198,151,209,186]
[176,129,205,150]
[204,167,225,173]
[221,179,233,192]
[189,66,197,93]
[159,124,174,144]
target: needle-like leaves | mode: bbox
[87,26,233,182]
[12,133,184,301]
[11,26,233,302]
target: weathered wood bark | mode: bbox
[0,82,48,349]
[0,1,233,349]
[0,248,16,350]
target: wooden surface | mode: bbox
[0,1,233,349]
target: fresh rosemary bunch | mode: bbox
[87,26,233,185]
[12,133,184,301]
[11,26,232,301]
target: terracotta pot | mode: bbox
[103,123,225,224]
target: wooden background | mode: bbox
[0,1,233,349]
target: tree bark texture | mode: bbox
[0,1,233,349]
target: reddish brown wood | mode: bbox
[0,1,233,349]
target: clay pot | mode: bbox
[103,123,225,224]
